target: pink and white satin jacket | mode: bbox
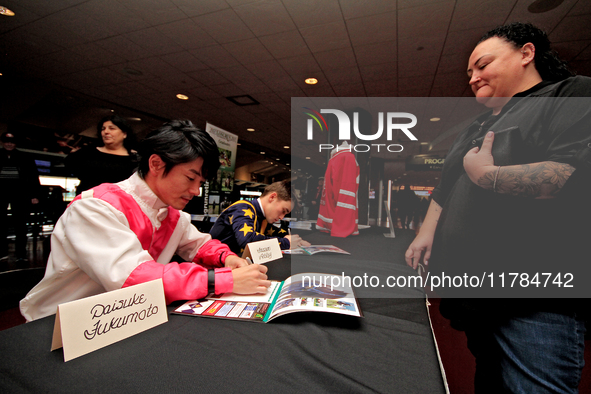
[20,173,235,322]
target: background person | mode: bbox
[306,177,323,221]
[20,120,270,322]
[209,179,310,255]
[65,114,138,195]
[0,132,40,263]
[395,185,419,230]
[405,22,591,393]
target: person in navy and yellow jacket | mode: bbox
[210,180,310,255]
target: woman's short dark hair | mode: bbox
[137,119,220,180]
[97,114,136,152]
[478,22,575,81]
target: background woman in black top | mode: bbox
[66,114,138,195]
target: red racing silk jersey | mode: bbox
[317,148,359,238]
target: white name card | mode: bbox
[51,279,168,362]
[242,239,282,264]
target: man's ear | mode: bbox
[268,192,278,203]
[148,154,165,176]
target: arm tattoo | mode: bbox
[478,161,574,198]
[431,200,442,223]
[432,200,442,212]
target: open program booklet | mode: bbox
[173,273,362,323]
[283,245,350,255]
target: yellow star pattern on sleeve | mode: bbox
[266,228,274,236]
[229,215,233,224]
[278,228,287,234]
[242,208,254,219]
[239,223,253,236]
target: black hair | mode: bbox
[477,22,574,81]
[97,114,137,152]
[137,119,220,181]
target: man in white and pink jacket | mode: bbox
[20,120,270,322]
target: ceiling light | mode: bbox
[283,146,289,149]
[306,157,310,159]
[0,6,15,16]
[176,94,189,100]
[286,163,290,166]
[247,128,255,132]
[305,78,318,85]
[430,117,440,122]
[420,142,429,145]
[260,152,265,155]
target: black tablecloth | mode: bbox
[0,227,446,393]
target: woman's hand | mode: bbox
[464,131,498,187]
[404,199,442,270]
[405,231,434,270]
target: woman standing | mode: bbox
[66,115,138,194]
[405,22,591,393]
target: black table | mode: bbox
[0,227,446,393]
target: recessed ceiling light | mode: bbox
[420,142,429,145]
[247,128,255,132]
[305,78,318,85]
[260,152,265,155]
[430,117,440,122]
[286,163,290,166]
[0,6,15,16]
[283,146,289,149]
[306,157,310,159]
[176,94,189,100]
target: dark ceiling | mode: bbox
[1,0,590,186]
